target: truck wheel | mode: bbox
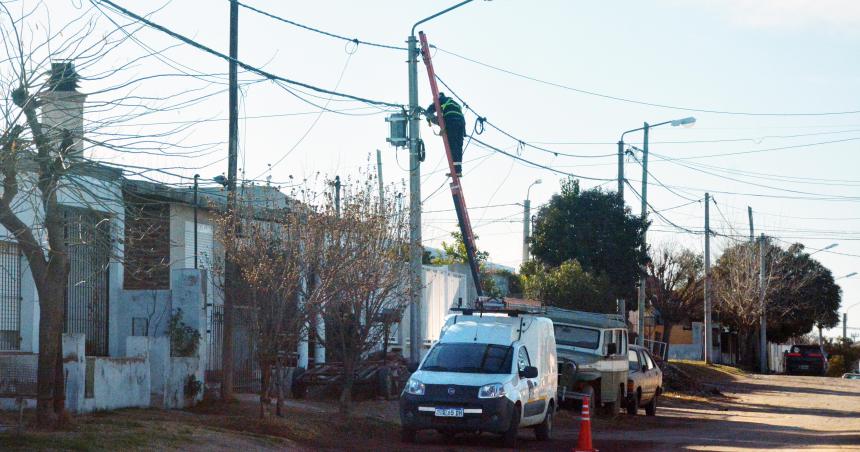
[645,394,658,416]
[503,404,521,448]
[603,392,620,417]
[401,428,417,443]
[626,391,639,415]
[534,402,554,441]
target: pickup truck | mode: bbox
[544,307,629,417]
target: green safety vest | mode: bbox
[440,98,463,118]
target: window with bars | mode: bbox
[0,240,21,350]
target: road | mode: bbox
[392,372,860,451]
[569,372,860,451]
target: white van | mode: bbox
[399,310,558,446]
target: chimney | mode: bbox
[40,62,86,158]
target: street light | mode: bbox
[407,0,476,366]
[523,179,542,264]
[810,243,839,255]
[837,272,858,280]
[617,117,696,347]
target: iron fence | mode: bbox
[0,240,21,350]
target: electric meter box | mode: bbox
[386,113,408,148]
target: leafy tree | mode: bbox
[530,178,647,305]
[767,243,841,343]
[712,239,841,366]
[430,231,500,297]
[520,259,616,313]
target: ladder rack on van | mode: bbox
[450,296,544,317]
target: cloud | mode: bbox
[703,0,860,31]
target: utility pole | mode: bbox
[407,33,423,366]
[376,149,384,207]
[221,0,239,401]
[334,175,341,217]
[617,140,624,199]
[522,199,531,264]
[844,312,848,340]
[704,193,712,364]
[759,233,768,373]
[193,174,199,269]
[748,207,754,242]
[637,123,649,346]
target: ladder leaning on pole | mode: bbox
[418,31,483,299]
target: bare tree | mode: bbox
[0,3,223,426]
[213,197,310,418]
[645,244,703,356]
[307,175,409,415]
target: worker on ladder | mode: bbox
[425,93,466,177]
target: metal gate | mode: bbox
[0,240,21,350]
[206,304,223,384]
[64,207,111,356]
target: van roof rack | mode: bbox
[450,297,544,317]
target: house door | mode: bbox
[64,207,111,356]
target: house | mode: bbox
[0,62,210,412]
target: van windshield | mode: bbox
[554,325,600,349]
[421,343,513,374]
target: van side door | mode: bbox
[516,346,544,423]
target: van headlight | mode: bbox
[478,383,506,399]
[404,378,425,396]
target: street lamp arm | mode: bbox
[412,0,474,35]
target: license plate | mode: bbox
[435,408,464,417]
[799,365,809,370]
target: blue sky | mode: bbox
[32,0,860,337]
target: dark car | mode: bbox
[784,345,828,375]
[625,345,662,416]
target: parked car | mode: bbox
[399,309,558,447]
[784,344,828,375]
[625,345,662,416]
[544,307,628,416]
[842,373,860,380]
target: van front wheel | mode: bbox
[535,402,554,441]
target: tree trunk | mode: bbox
[339,359,355,415]
[275,357,284,417]
[661,323,673,361]
[259,360,270,418]
[53,330,67,424]
[35,266,66,427]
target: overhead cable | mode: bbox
[435,46,860,117]
[235,1,406,51]
[93,0,404,109]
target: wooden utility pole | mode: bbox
[704,193,712,364]
[759,233,768,373]
[221,0,239,400]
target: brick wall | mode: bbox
[124,193,170,290]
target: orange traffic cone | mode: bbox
[574,394,596,452]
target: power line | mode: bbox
[624,180,704,236]
[649,137,860,162]
[235,0,406,51]
[93,0,403,109]
[435,46,860,117]
[435,74,616,159]
[470,137,614,182]
[647,152,860,201]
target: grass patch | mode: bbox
[670,360,748,384]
